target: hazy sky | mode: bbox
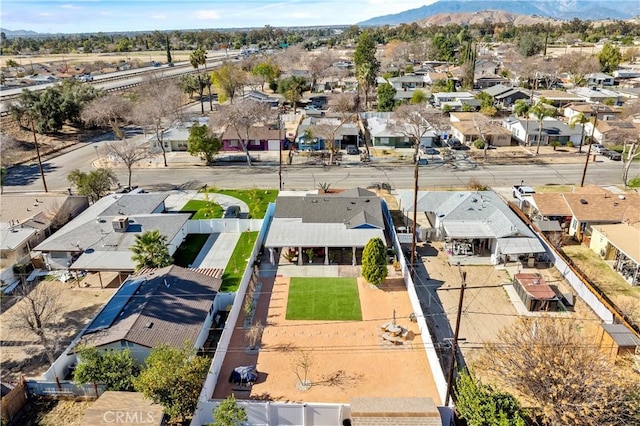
[1,0,436,34]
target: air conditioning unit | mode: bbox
[112,216,129,232]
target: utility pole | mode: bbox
[30,119,48,193]
[444,265,466,406]
[278,108,283,191]
[580,105,600,187]
[410,141,419,277]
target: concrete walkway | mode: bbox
[191,232,241,269]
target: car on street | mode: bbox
[346,145,359,155]
[224,205,241,218]
[602,150,622,161]
[591,144,606,154]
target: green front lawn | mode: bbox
[220,231,259,292]
[286,277,362,321]
[203,188,278,219]
[172,234,210,267]
[181,199,224,219]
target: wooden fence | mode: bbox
[1,380,28,424]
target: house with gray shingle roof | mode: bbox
[264,189,387,265]
[34,193,189,273]
[397,191,545,265]
[68,265,222,363]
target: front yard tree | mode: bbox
[67,168,118,202]
[133,344,210,424]
[81,93,132,140]
[212,394,247,426]
[599,42,622,74]
[621,135,640,187]
[251,61,280,91]
[134,76,183,167]
[130,230,173,270]
[309,93,358,165]
[353,30,380,109]
[455,370,527,426]
[476,317,640,425]
[9,282,63,363]
[210,61,246,104]
[212,99,272,167]
[530,100,555,154]
[189,47,208,113]
[361,237,388,286]
[73,345,139,391]
[376,82,396,112]
[187,122,221,164]
[568,112,589,153]
[277,75,307,114]
[102,141,153,189]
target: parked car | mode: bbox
[602,150,622,161]
[224,205,241,218]
[346,145,359,155]
[591,144,606,154]
[421,147,440,155]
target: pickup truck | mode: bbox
[512,185,536,199]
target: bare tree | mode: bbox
[621,136,640,188]
[134,75,184,167]
[273,44,305,72]
[475,316,640,425]
[557,52,600,86]
[9,282,63,363]
[211,99,272,167]
[245,320,264,351]
[102,140,153,188]
[81,93,132,140]
[292,349,314,391]
[470,115,492,161]
[392,104,448,162]
[305,50,335,91]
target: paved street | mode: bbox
[3,150,630,194]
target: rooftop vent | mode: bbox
[579,199,588,205]
[145,322,153,328]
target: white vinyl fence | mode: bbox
[187,218,263,234]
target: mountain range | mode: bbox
[358,0,640,26]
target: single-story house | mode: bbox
[220,125,283,152]
[34,193,189,273]
[264,188,387,266]
[586,72,615,87]
[397,191,545,265]
[474,73,509,89]
[583,119,640,144]
[570,87,624,105]
[590,223,640,286]
[431,91,476,107]
[296,116,360,151]
[241,90,279,107]
[70,265,223,363]
[388,74,426,91]
[475,59,499,76]
[502,117,583,146]
[562,103,621,121]
[424,72,449,85]
[360,112,438,149]
[512,273,559,312]
[532,90,585,107]
[597,324,640,359]
[450,120,512,147]
[1,194,89,285]
[148,118,209,153]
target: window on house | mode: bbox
[250,140,260,146]
[229,140,239,147]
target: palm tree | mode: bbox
[130,230,172,270]
[530,101,556,154]
[189,47,207,114]
[569,112,589,153]
[513,99,532,145]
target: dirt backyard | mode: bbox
[0,279,115,383]
[213,274,442,405]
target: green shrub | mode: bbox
[473,139,485,149]
[566,141,574,148]
[628,176,640,188]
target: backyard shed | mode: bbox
[512,273,559,312]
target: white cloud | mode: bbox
[37,12,53,17]
[151,14,167,20]
[194,9,220,20]
[60,4,81,9]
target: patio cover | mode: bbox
[443,222,494,239]
[265,218,385,248]
[497,237,545,255]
